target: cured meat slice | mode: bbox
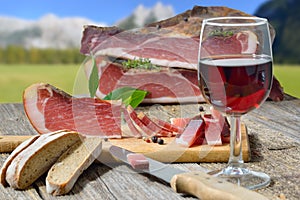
[80,6,283,103]
[152,118,184,134]
[126,105,154,136]
[23,83,122,137]
[176,119,206,147]
[202,115,223,146]
[210,107,230,143]
[201,31,258,57]
[126,153,149,170]
[137,112,173,137]
[170,118,192,129]
[121,106,142,138]
[84,56,203,104]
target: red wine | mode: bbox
[199,55,272,115]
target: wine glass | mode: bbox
[198,17,273,190]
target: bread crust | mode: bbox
[46,136,102,195]
[5,130,83,189]
[0,135,40,187]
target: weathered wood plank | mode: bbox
[0,100,299,200]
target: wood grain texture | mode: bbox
[106,124,249,163]
[0,99,299,200]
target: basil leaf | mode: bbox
[104,87,148,108]
[88,56,99,98]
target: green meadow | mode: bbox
[0,64,299,103]
[273,65,300,99]
[0,64,80,103]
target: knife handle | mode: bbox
[170,171,269,200]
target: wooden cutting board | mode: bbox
[0,124,250,163]
[102,124,250,163]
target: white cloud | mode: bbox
[0,2,175,49]
[133,2,175,27]
[0,14,106,49]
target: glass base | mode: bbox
[208,166,271,190]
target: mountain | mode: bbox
[116,2,174,29]
[0,2,174,49]
[0,14,106,49]
[255,0,300,63]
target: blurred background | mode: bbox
[0,0,299,102]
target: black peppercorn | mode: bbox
[151,136,158,143]
[199,106,205,112]
[157,138,164,145]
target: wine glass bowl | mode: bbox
[198,17,273,190]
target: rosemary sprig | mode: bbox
[209,29,234,37]
[122,58,160,70]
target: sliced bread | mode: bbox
[46,136,102,195]
[0,135,40,187]
[5,130,83,189]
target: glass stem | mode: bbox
[228,115,244,168]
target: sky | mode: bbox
[0,0,269,25]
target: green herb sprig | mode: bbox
[209,30,234,37]
[87,56,148,108]
[103,87,148,108]
[122,58,160,70]
[88,56,99,98]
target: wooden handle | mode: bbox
[170,171,269,200]
[0,135,33,153]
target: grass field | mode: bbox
[0,64,80,103]
[273,65,300,98]
[0,64,299,103]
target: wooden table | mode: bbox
[0,96,299,200]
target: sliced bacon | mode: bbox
[126,105,154,136]
[127,153,149,170]
[137,112,173,137]
[152,118,184,134]
[202,114,223,146]
[210,107,230,142]
[170,117,192,129]
[121,106,142,138]
[23,83,122,138]
[175,119,206,147]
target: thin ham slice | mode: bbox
[127,153,149,170]
[170,118,192,129]
[137,112,173,137]
[121,106,142,138]
[23,83,122,137]
[175,108,230,147]
[202,115,223,146]
[175,119,206,147]
[152,118,184,134]
[126,105,154,136]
